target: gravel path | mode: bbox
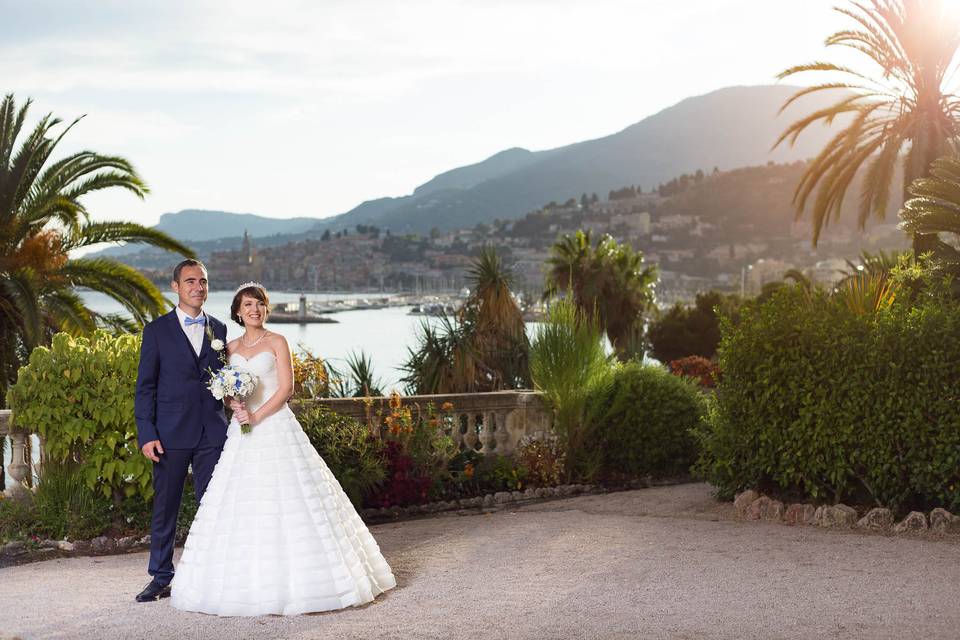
[2,483,959,640]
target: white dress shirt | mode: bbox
[175,306,206,356]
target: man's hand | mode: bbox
[141,440,164,462]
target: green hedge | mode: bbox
[584,362,705,481]
[694,287,960,511]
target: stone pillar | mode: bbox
[6,429,31,498]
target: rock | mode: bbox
[930,508,960,533]
[71,540,90,553]
[117,536,136,550]
[90,536,116,552]
[783,503,816,526]
[494,491,513,504]
[815,504,858,529]
[544,487,559,497]
[558,485,574,496]
[856,508,894,531]
[763,499,785,522]
[482,494,496,508]
[41,539,59,549]
[511,491,525,501]
[534,488,547,498]
[524,488,537,499]
[734,490,760,517]
[56,540,75,552]
[745,496,769,521]
[1,541,26,555]
[137,535,151,546]
[361,508,377,519]
[894,511,928,533]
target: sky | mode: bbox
[1,0,856,226]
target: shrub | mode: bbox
[584,362,705,481]
[694,286,960,511]
[668,356,720,388]
[648,291,742,363]
[7,331,153,503]
[298,407,387,508]
[515,433,566,487]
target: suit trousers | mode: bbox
[147,427,222,586]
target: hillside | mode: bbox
[318,84,852,233]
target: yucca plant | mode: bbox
[775,0,960,250]
[834,271,900,314]
[0,94,193,405]
[400,314,479,395]
[461,246,530,390]
[529,297,615,481]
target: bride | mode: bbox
[170,282,396,616]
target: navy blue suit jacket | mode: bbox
[135,309,229,449]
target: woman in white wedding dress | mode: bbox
[170,283,396,616]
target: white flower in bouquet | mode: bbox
[207,364,258,433]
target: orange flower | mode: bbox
[388,390,402,410]
[441,401,454,412]
[463,463,475,479]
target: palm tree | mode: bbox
[0,94,193,403]
[775,0,960,251]
[545,230,658,358]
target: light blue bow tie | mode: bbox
[184,315,206,327]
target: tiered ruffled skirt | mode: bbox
[170,406,396,616]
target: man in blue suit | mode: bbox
[134,259,228,602]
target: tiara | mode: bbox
[234,281,265,295]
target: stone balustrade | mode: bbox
[0,409,34,498]
[0,391,553,496]
[297,390,553,456]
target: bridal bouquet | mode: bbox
[207,365,258,434]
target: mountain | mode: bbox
[92,209,321,257]
[318,84,852,234]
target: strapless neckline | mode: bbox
[230,351,276,364]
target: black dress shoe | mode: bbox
[136,580,171,602]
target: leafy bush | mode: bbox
[584,362,705,481]
[648,291,742,363]
[694,286,960,511]
[668,356,719,388]
[7,331,153,502]
[298,406,387,508]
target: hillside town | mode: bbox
[201,165,906,305]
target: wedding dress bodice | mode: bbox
[229,351,279,413]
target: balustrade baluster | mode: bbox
[464,414,479,450]
[494,410,511,453]
[6,429,30,498]
[479,411,494,453]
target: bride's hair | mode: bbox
[231,284,271,326]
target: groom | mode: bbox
[134,259,229,602]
